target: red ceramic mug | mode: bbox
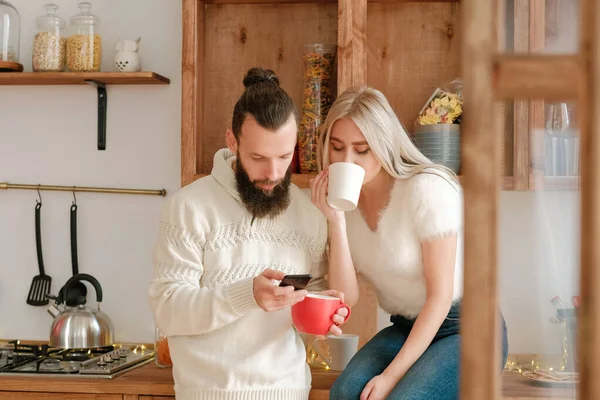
[291,293,351,336]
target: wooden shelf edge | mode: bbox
[193,173,314,187]
[542,176,580,191]
[493,55,579,100]
[202,0,458,3]
[0,71,170,85]
[291,173,314,188]
[503,176,514,190]
[193,174,516,190]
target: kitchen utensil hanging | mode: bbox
[26,188,52,305]
[59,189,88,306]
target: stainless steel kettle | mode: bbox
[48,273,114,349]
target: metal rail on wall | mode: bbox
[0,182,166,197]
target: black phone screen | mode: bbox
[279,274,313,290]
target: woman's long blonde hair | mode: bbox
[316,86,460,189]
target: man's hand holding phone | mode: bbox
[253,269,308,312]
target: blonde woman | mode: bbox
[310,86,508,400]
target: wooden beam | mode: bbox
[202,0,457,3]
[541,176,580,191]
[494,55,580,100]
[181,0,203,187]
[460,0,500,400]
[336,0,376,349]
[528,0,547,191]
[368,0,459,2]
[337,0,367,92]
[578,0,600,398]
[512,0,530,190]
[204,0,336,3]
[495,0,507,182]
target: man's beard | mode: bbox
[235,155,292,220]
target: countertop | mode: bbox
[0,363,577,399]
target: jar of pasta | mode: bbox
[298,44,337,174]
[154,326,172,368]
[66,1,102,72]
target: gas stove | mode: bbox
[0,340,155,379]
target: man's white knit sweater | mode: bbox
[148,148,328,400]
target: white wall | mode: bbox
[499,191,580,354]
[1,0,581,358]
[0,0,182,343]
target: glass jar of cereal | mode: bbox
[66,1,101,72]
[33,3,66,72]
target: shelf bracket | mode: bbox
[85,80,107,151]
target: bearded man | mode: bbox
[148,67,348,400]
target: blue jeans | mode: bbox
[329,302,509,400]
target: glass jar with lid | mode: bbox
[0,0,21,64]
[298,44,337,174]
[33,3,66,72]
[66,1,102,72]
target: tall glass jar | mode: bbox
[154,326,172,368]
[33,3,66,72]
[66,1,102,72]
[0,0,20,64]
[298,44,337,174]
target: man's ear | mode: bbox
[226,129,238,153]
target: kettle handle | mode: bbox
[62,273,103,305]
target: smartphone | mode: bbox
[279,274,312,290]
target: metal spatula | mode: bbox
[26,200,52,306]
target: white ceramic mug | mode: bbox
[327,162,365,211]
[313,334,359,371]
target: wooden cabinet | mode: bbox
[181,0,463,348]
[181,0,581,193]
[179,0,582,352]
[181,0,339,188]
[504,0,581,191]
[0,365,579,399]
[181,0,470,191]
[139,397,176,400]
[0,394,121,400]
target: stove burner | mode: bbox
[41,359,62,370]
[0,341,153,378]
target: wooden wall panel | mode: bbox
[202,3,338,172]
[367,2,460,133]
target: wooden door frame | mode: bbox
[181,0,204,187]
[462,0,599,399]
[578,0,600,398]
[460,0,503,398]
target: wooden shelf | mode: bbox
[0,71,170,85]
[291,174,314,188]
[194,173,314,188]
[202,0,458,3]
[542,176,580,191]
[0,71,170,150]
[193,173,516,190]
